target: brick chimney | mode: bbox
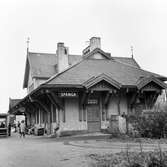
[56,42,69,73]
[90,37,101,51]
[83,37,101,55]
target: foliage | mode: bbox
[88,144,167,167]
[128,111,167,138]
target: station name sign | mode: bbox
[87,99,98,105]
[58,92,78,98]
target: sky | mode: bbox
[0,0,167,112]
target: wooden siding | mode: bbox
[59,98,87,131]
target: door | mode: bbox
[87,105,100,132]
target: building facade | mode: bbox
[10,37,167,135]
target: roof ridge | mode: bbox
[9,98,21,100]
[29,51,56,55]
[112,59,166,79]
[69,54,82,56]
[113,57,140,68]
[113,58,140,69]
[113,56,132,59]
[29,51,82,57]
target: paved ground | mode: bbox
[1,132,167,167]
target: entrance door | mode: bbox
[87,105,100,132]
[46,111,52,135]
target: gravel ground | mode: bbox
[0,132,167,167]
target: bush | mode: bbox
[128,111,167,138]
[88,146,167,167]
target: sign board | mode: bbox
[58,92,78,98]
[87,99,98,105]
[19,107,25,113]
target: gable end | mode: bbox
[137,76,167,90]
[83,48,112,60]
[83,73,121,90]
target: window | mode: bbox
[40,110,44,124]
[44,112,48,123]
[57,109,60,123]
[83,105,86,121]
[53,105,57,123]
[62,109,65,123]
[79,99,82,121]
[102,96,108,121]
[62,99,65,122]
[36,109,39,124]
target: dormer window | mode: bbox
[82,37,101,56]
[83,48,112,60]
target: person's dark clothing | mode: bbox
[0,122,5,128]
[8,123,11,136]
[18,122,21,133]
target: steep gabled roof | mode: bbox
[9,98,21,108]
[23,49,163,89]
[45,58,167,87]
[9,98,22,111]
[23,52,82,88]
[28,52,57,79]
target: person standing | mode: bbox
[8,123,11,136]
[13,120,16,132]
[0,122,5,128]
[17,121,20,133]
[20,120,26,138]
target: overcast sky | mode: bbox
[0,0,167,112]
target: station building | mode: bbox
[10,37,167,135]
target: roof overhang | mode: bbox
[9,83,84,113]
[0,113,8,118]
[42,84,84,89]
[137,76,167,90]
[32,76,50,79]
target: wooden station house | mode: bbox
[10,37,167,135]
